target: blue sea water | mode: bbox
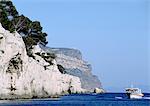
[0,93,150,106]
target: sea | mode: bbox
[0,93,150,106]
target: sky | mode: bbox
[13,0,149,92]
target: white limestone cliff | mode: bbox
[0,23,84,99]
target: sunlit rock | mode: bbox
[94,88,105,94]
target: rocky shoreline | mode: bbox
[0,24,104,99]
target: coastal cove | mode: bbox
[0,0,104,100]
[0,0,149,105]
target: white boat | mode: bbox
[125,87,144,99]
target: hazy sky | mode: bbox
[13,0,149,92]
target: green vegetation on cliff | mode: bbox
[0,1,48,55]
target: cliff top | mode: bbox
[40,45,82,60]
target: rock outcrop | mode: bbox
[0,24,84,99]
[41,47,102,92]
[94,88,105,94]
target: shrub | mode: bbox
[57,64,66,74]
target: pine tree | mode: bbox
[0,1,48,56]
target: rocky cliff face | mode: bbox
[0,24,84,99]
[41,47,102,91]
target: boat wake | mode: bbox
[142,97,150,100]
[115,97,123,99]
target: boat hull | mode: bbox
[130,94,143,99]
